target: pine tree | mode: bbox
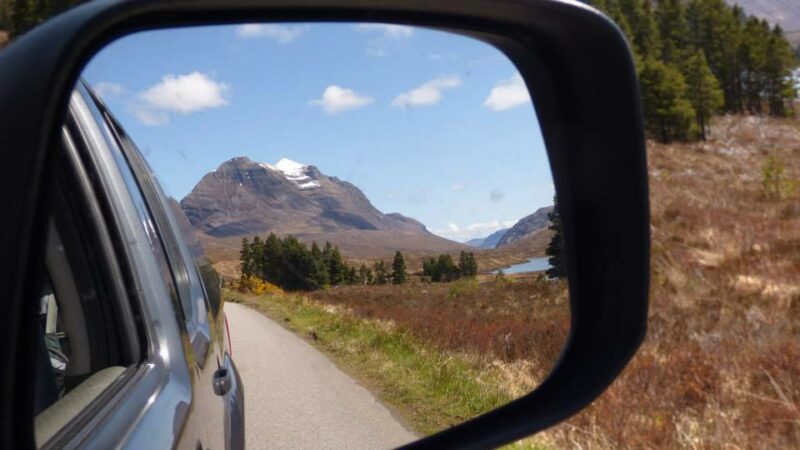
[763,25,798,117]
[280,236,318,291]
[358,264,373,285]
[545,196,567,279]
[458,251,478,278]
[239,237,252,280]
[739,17,770,114]
[655,0,689,64]
[250,236,264,278]
[374,261,388,285]
[308,241,329,287]
[422,257,435,280]
[683,49,724,140]
[327,246,345,285]
[639,57,697,142]
[435,254,458,282]
[263,233,283,285]
[391,251,407,284]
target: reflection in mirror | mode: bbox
[82,23,569,446]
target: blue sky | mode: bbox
[82,23,553,242]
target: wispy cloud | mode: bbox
[94,82,126,98]
[483,73,531,111]
[434,219,516,242]
[309,85,374,114]
[391,75,461,108]
[354,23,414,56]
[235,24,309,43]
[428,53,456,62]
[130,72,229,125]
[354,23,414,39]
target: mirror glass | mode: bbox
[80,23,569,446]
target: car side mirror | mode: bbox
[0,1,649,448]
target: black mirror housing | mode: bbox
[0,1,649,448]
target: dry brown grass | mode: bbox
[296,116,799,448]
[539,115,800,449]
[308,276,570,381]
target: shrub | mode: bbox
[762,155,797,200]
[233,275,284,296]
[447,277,479,299]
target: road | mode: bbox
[224,302,418,450]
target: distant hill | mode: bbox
[726,0,800,46]
[465,228,508,249]
[496,206,553,248]
[182,156,469,265]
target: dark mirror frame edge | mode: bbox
[0,1,650,449]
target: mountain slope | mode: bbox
[465,228,509,249]
[181,157,428,237]
[496,206,553,248]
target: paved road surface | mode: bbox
[224,302,418,449]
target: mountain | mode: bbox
[181,157,470,265]
[181,157,430,237]
[465,228,509,249]
[726,0,800,46]
[495,206,553,248]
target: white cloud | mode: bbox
[434,220,516,242]
[483,73,531,111]
[354,23,414,39]
[451,183,465,191]
[129,72,229,126]
[139,72,229,114]
[391,75,461,108]
[235,24,309,43]
[309,85,374,114]
[94,82,126,98]
[128,105,169,126]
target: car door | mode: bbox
[93,88,245,450]
[57,83,205,448]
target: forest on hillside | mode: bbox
[591,0,798,142]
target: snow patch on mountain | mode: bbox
[261,158,321,189]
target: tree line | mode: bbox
[239,234,408,291]
[591,0,797,142]
[421,251,478,282]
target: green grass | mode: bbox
[227,290,517,436]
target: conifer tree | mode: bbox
[656,0,689,64]
[545,196,567,279]
[391,251,407,284]
[358,264,373,285]
[458,251,478,278]
[263,233,283,285]
[639,57,697,142]
[684,49,724,140]
[327,246,346,285]
[763,25,798,117]
[239,237,252,279]
[374,261,388,285]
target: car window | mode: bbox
[97,97,213,365]
[33,124,141,447]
